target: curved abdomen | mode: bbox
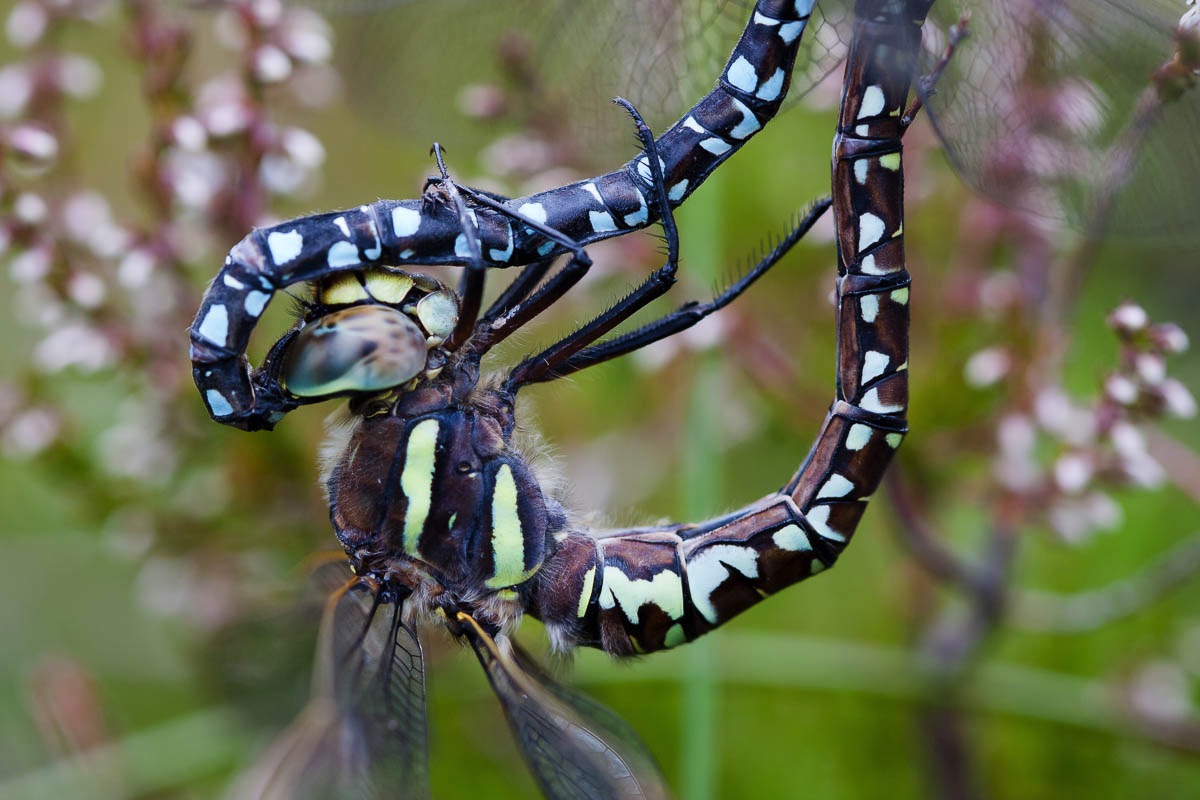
[529,0,926,657]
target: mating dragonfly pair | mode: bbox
[189,0,1199,796]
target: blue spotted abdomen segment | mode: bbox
[788,0,925,552]
[529,495,842,655]
[370,0,822,264]
[633,0,816,208]
[190,205,395,425]
[325,408,551,592]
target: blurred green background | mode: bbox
[1,2,1198,799]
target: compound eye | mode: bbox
[281,305,427,398]
[415,289,459,346]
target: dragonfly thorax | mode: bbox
[325,382,565,608]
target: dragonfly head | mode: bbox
[277,267,460,401]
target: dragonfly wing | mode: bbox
[919,0,1200,241]
[306,0,852,170]
[458,613,670,800]
[230,565,430,800]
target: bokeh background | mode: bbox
[1,1,1198,798]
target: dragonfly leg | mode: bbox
[902,11,970,130]
[428,144,490,352]
[430,145,607,354]
[554,198,831,376]
[462,90,696,362]
[478,255,558,325]
[503,99,688,390]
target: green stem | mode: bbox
[677,167,725,800]
[575,632,1123,737]
[0,708,249,800]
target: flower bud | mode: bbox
[279,10,332,64]
[1149,323,1189,355]
[1160,379,1197,419]
[964,346,1010,388]
[1134,352,1166,386]
[1107,301,1148,335]
[1054,452,1093,494]
[1104,373,1139,406]
[5,1,47,48]
[0,64,33,118]
[6,123,57,166]
[170,116,207,151]
[252,44,292,84]
[56,54,102,99]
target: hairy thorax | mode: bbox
[324,379,567,630]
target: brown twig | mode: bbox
[1012,531,1200,632]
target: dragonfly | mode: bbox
[189,0,930,796]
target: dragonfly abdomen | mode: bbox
[526,0,924,660]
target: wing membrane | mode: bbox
[919,0,1200,241]
[306,0,851,169]
[231,564,429,800]
[458,613,669,800]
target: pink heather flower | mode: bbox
[1134,352,1167,386]
[170,115,208,151]
[278,10,332,64]
[1108,301,1149,335]
[1150,323,1189,355]
[964,346,1011,388]
[1053,452,1093,494]
[1104,373,1139,406]
[252,44,292,84]
[7,123,58,165]
[55,54,102,98]
[5,1,48,48]
[1128,661,1193,723]
[33,323,116,373]
[1160,379,1198,419]
[2,406,61,457]
[9,245,52,284]
[0,64,34,118]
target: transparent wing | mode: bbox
[230,564,429,800]
[290,0,851,170]
[457,613,670,800]
[919,0,1200,241]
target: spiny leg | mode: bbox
[463,96,678,361]
[441,185,596,359]
[422,143,607,356]
[553,198,831,378]
[415,147,600,357]
[504,98,683,390]
[429,144,489,352]
[479,255,558,325]
[902,11,969,130]
[464,253,592,358]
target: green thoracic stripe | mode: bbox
[400,418,440,557]
[485,464,533,589]
[576,566,597,618]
